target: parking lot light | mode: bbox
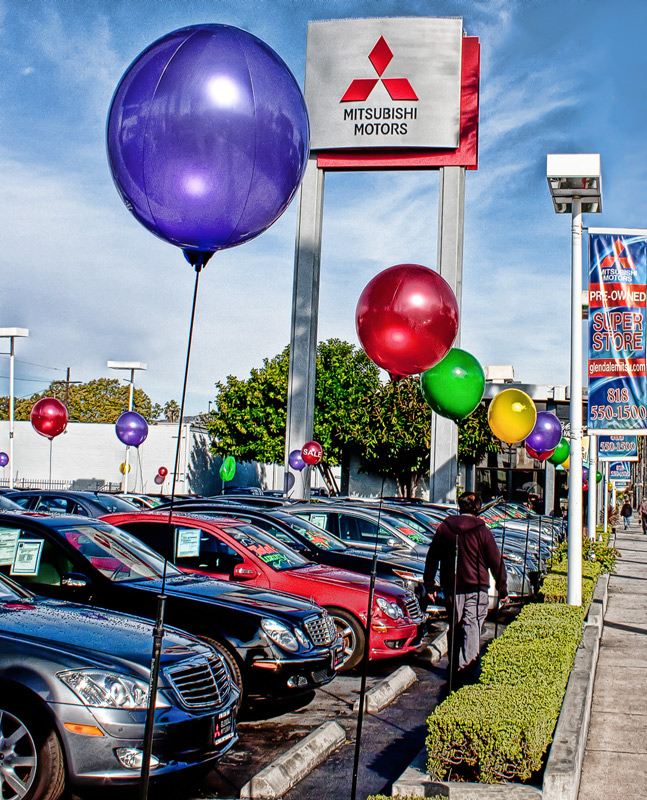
[0,327,29,489]
[547,154,602,606]
[107,361,147,492]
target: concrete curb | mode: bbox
[390,573,609,799]
[353,664,417,712]
[416,626,449,663]
[239,721,345,799]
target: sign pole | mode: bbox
[588,434,597,540]
[603,461,609,535]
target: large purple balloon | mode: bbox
[115,411,149,447]
[525,411,562,454]
[0,453,8,467]
[107,24,310,260]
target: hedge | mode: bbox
[425,536,617,784]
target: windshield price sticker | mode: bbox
[10,540,44,576]
[0,528,20,567]
[176,528,201,559]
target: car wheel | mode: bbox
[0,703,65,800]
[200,637,244,713]
[326,608,365,672]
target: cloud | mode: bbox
[21,66,34,76]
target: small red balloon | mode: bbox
[158,466,168,477]
[355,264,459,377]
[525,444,556,462]
[154,474,165,485]
[301,440,323,466]
[30,397,68,440]
[583,482,589,492]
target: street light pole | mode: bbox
[588,434,597,540]
[0,328,29,490]
[107,361,147,493]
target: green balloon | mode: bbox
[596,470,602,483]
[219,455,236,482]
[420,348,485,422]
[548,437,569,465]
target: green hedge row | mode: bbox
[425,534,617,784]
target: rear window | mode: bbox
[91,494,139,513]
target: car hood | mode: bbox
[129,572,323,620]
[0,597,208,673]
[287,563,406,599]
[343,547,424,574]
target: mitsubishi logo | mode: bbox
[341,36,418,102]
[600,239,637,271]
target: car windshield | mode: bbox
[90,494,139,513]
[57,522,179,582]
[0,496,22,511]
[0,573,32,601]
[221,524,309,571]
[380,513,432,545]
[273,512,347,552]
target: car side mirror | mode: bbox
[232,564,258,581]
[61,573,91,593]
[386,538,399,548]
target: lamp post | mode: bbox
[0,328,29,489]
[547,154,602,606]
[107,361,147,492]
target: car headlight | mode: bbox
[58,670,169,709]
[376,597,404,620]
[294,627,311,650]
[261,618,300,652]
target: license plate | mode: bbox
[214,710,235,746]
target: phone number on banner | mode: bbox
[590,404,647,422]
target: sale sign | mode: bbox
[588,229,647,432]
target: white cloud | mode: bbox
[21,66,34,76]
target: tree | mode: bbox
[208,339,380,467]
[458,402,500,465]
[0,378,162,423]
[164,399,181,422]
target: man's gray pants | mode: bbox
[445,590,489,679]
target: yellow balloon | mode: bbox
[562,456,570,471]
[487,388,537,445]
[119,462,131,474]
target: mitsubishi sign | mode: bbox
[305,17,463,150]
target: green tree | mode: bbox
[208,339,380,467]
[458,402,500,464]
[0,378,162,423]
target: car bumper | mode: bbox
[246,642,343,698]
[367,619,424,660]
[52,701,237,789]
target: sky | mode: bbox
[1,0,646,416]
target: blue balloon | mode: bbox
[107,24,310,261]
[289,449,306,471]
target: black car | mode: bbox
[149,501,428,602]
[5,489,138,516]
[0,512,342,706]
[0,572,238,799]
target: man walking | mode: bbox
[424,491,507,691]
[620,499,633,530]
[640,496,647,534]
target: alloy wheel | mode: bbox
[0,710,37,800]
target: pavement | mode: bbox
[578,517,647,800]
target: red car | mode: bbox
[102,511,424,671]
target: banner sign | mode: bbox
[609,461,631,482]
[597,434,639,461]
[588,229,647,432]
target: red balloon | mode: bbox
[30,397,68,440]
[525,444,556,462]
[158,466,168,477]
[301,440,323,466]
[356,264,459,377]
[154,474,165,485]
[583,482,589,491]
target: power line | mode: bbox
[0,355,64,371]
[0,374,54,383]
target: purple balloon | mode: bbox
[582,466,590,482]
[288,449,306,471]
[525,411,562,454]
[115,411,149,447]
[107,24,309,260]
[0,452,8,467]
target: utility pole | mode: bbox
[63,367,81,407]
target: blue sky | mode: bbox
[1,0,646,415]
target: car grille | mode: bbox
[164,654,232,710]
[403,594,423,620]
[304,613,337,647]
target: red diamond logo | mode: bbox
[341,37,418,103]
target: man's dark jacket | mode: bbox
[424,514,508,598]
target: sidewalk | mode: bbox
[578,518,647,799]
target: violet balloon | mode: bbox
[0,453,7,467]
[525,411,562,454]
[288,449,306,471]
[107,25,310,260]
[115,411,149,447]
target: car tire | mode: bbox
[0,701,65,800]
[326,607,365,672]
[200,637,244,713]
